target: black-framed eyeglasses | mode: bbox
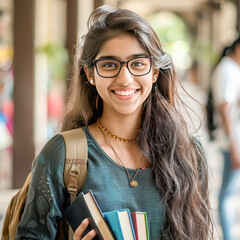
[92,56,153,78]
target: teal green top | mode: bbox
[16,128,163,240]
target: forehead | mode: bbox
[96,33,147,59]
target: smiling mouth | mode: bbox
[113,89,138,96]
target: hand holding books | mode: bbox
[65,191,150,240]
[74,218,97,239]
[65,191,115,240]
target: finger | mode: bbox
[73,218,89,240]
[82,229,97,240]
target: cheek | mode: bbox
[95,81,109,98]
[143,80,154,101]
[143,77,154,92]
[145,85,153,99]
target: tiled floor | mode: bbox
[0,82,240,239]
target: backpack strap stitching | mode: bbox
[60,128,88,200]
[60,128,88,240]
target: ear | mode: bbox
[84,66,95,85]
[84,66,92,80]
[153,69,160,83]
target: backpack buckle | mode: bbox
[67,185,78,195]
[68,170,79,196]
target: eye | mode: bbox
[103,62,118,68]
[133,61,143,66]
[131,59,146,68]
[98,60,119,69]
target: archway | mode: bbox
[147,11,191,81]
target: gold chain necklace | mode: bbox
[97,118,138,143]
[99,125,144,187]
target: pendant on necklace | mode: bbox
[129,180,138,187]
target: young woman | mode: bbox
[16,5,213,240]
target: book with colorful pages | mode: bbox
[130,212,149,240]
[103,209,136,240]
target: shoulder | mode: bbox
[37,134,65,166]
[31,134,66,184]
[220,57,240,75]
[32,128,88,183]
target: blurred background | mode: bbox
[0,0,240,239]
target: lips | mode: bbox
[113,89,138,96]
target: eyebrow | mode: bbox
[96,53,150,61]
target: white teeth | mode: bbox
[114,90,137,96]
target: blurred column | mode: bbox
[237,0,240,33]
[196,2,220,90]
[66,0,79,57]
[79,0,94,37]
[94,0,104,9]
[66,0,93,86]
[34,0,48,154]
[66,0,79,86]
[196,6,211,90]
[13,0,35,188]
[66,0,94,55]
[211,3,222,52]
[208,1,221,87]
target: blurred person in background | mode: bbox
[212,37,240,240]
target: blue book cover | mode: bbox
[103,209,136,240]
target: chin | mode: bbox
[114,106,142,117]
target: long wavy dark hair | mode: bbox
[61,5,214,240]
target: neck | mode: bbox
[100,113,142,141]
[229,54,240,66]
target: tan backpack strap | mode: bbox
[60,128,88,203]
[60,128,88,240]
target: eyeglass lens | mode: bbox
[95,57,152,77]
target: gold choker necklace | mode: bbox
[97,118,138,143]
[100,129,144,187]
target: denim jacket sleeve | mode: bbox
[15,134,68,240]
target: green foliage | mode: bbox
[148,12,189,52]
[148,11,218,68]
[37,43,68,82]
[191,40,219,67]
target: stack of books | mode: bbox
[65,190,150,240]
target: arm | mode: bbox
[16,134,96,240]
[219,102,240,169]
[16,135,68,239]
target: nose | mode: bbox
[116,65,133,85]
